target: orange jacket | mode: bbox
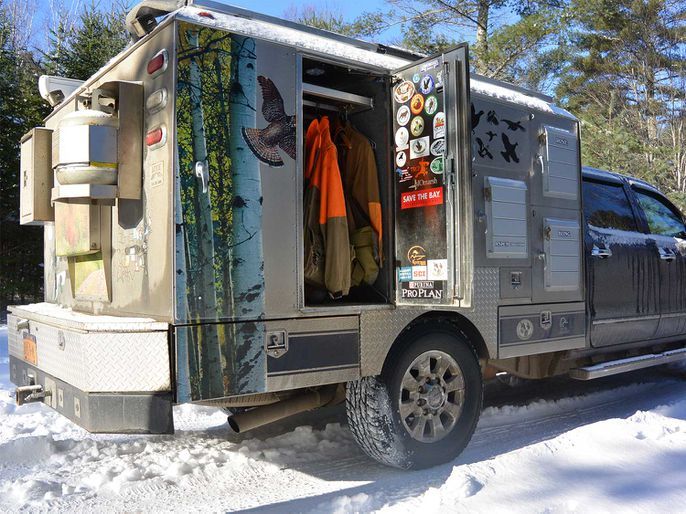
[304,117,351,298]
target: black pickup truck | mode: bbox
[583,166,686,357]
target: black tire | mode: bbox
[346,321,483,469]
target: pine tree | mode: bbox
[43,1,128,80]
[0,1,48,315]
[559,0,686,203]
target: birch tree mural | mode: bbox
[228,35,266,392]
[176,23,276,399]
[180,27,223,398]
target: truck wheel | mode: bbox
[347,323,482,469]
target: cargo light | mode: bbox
[147,50,168,77]
[198,11,215,18]
[146,126,166,147]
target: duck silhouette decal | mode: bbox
[500,133,520,163]
[242,76,296,167]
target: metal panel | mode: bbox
[543,217,581,291]
[360,267,500,376]
[542,126,578,200]
[7,313,170,392]
[44,24,177,320]
[498,302,586,358]
[485,176,528,258]
[499,267,532,299]
[20,128,54,225]
[267,331,358,376]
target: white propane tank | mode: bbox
[54,109,119,185]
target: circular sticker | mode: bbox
[410,116,424,136]
[396,105,411,126]
[425,95,438,115]
[396,151,407,167]
[516,319,534,340]
[430,156,444,174]
[394,81,415,104]
[412,73,421,83]
[395,127,409,148]
[410,93,425,115]
[430,138,445,156]
[419,74,434,94]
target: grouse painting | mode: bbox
[242,76,296,167]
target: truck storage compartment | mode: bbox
[7,303,173,434]
[301,58,392,306]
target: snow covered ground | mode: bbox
[1,324,686,513]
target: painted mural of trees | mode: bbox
[228,35,266,392]
[176,24,266,399]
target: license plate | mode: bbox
[23,333,37,365]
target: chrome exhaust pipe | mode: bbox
[15,384,51,406]
[227,386,339,434]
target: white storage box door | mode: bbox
[543,217,581,291]
[485,176,528,259]
[541,126,579,200]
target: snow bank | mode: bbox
[1,321,686,512]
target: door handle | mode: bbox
[659,247,676,262]
[591,244,612,258]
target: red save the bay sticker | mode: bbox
[400,187,443,210]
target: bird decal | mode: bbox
[242,76,296,167]
[476,137,493,159]
[471,104,484,131]
[486,130,497,142]
[502,118,525,132]
[500,133,520,163]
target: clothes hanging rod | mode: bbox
[302,99,340,112]
[302,82,374,109]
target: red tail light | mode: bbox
[146,126,166,147]
[147,50,168,76]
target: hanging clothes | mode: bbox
[334,121,383,286]
[303,117,351,298]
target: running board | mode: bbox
[569,347,686,380]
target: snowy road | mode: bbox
[1,324,686,512]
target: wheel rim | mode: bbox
[398,350,465,443]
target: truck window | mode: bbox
[634,189,686,238]
[582,180,637,231]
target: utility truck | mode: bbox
[9,0,686,469]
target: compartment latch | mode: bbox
[266,330,288,358]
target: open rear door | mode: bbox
[391,46,471,306]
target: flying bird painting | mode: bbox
[471,104,484,131]
[242,76,296,167]
[502,118,525,132]
[501,133,520,163]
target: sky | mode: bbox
[30,0,401,49]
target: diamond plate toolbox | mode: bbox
[8,303,170,392]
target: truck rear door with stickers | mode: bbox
[391,46,471,305]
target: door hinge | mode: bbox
[483,186,492,201]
